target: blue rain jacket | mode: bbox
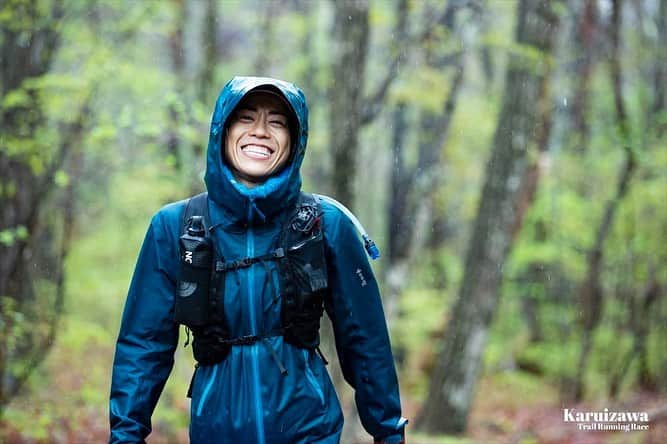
[109,77,406,444]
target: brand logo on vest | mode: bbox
[185,251,193,264]
[356,268,367,287]
[179,281,197,297]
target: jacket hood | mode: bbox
[204,76,309,225]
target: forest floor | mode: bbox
[401,375,667,444]
[1,317,665,444]
[466,390,666,444]
[2,359,665,444]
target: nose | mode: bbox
[250,115,269,137]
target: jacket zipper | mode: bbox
[247,208,266,444]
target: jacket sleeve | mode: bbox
[109,209,180,443]
[322,205,407,442]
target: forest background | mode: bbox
[1,0,666,443]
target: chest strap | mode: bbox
[216,328,284,346]
[215,248,285,272]
[216,329,287,374]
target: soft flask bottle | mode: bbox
[176,216,212,326]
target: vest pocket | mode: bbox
[286,233,328,294]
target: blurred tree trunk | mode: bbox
[569,0,598,152]
[637,278,661,390]
[167,0,218,193]
[384,0,467,323]
[653,0,666,134]
[198,0,218,105]
[385,104,411,321]
[0,0,74,411]
[519,220,550,344]
[328,0,404,209]
[188,0,219,194]
[328,0,370,208]
[424,1,482,290]
[253,0,278,75]
[572,0,636,402]
[166,0,187,171]
[421,60,465,290]
[415,0,562,433]
[325,1,409,441]
[323,0,408,345]
[608,276,660,397]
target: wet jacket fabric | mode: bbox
[109,76,406,444]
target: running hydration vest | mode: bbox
[175,192,328,367]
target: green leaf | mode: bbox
[0,229,14,246]
[2,88,31,109]
[15,225,28,240]
[54,170,70,187]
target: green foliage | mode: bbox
[3,0,666,441]
[0,225,28,247]
[391,67,451,111]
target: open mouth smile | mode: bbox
[241,144,274,160]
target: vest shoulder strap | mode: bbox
[298,191,318,207]
[181,192,210,235]
[276,193,322,244]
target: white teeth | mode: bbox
[242,145,271,158]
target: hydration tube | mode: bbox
[313,194,381,260]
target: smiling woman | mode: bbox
[224,89,294,187]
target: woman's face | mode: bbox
[224,91,292,187]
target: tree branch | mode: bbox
[360,0,408,125]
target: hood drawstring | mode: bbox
[260,260,280,313]
[249,199,267,224]
[258,259,288,375]
[263,339,288,376]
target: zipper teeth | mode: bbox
[196,365,218,416]
[248,225,265,444]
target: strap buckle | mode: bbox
[234,334,259,345]
[239,257,252,267]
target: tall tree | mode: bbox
[384,0,466,323]
[328,0,405,209]
[416,0,562,433]
[324,1,410,440]
[328,0,370,208]
[166,0,187,170]
[198,0,218,104]
[322,0,409,356]
[0,0,81,411]
[653,0,666,134]
[252,0,279,75]
[572,0,637,401]
[569,0,598,152]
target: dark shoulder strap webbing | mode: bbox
[181,192,210,235]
